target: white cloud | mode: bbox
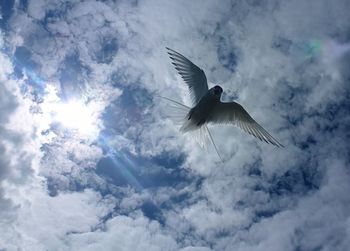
[67,215,179,251]
[0,0,350,250]
[8,188,116,250]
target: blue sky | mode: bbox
[0,0,350,250]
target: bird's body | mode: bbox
[182,88,219,131]
[164,47,284,160]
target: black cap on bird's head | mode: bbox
[212,85,223,96]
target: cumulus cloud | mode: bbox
[0,0,349,250]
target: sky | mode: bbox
[0,0,350,250]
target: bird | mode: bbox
[164,47,283,160]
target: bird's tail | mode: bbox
[154,94,191,125]
[154,94,223,162]
[205,125,224,163]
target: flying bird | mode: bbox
[164,47,283,160]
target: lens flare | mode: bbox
[296,39,350,63]
[322,40,350,64]
[304,40,323,58]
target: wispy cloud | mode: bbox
[0,0,349,250]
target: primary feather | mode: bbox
[166,47,208,106]
[209,102,284,147]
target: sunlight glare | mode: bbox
[53,100,98,136]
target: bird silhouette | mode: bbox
[164,47,283,161]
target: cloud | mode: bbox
[67,215,179,251]
[0,35,38,249]
[0,0,349,250]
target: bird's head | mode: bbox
[210,85,223,99]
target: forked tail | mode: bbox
[205,125,224,163]
[155,94,224,163]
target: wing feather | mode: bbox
[166,47,209,106]
[209,102,284,147]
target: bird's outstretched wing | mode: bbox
[166,47,208,106]
[208,102,284,147]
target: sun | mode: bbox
[53,99,99,137]
[38,85,102,139]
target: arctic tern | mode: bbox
[163,47,283,161]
